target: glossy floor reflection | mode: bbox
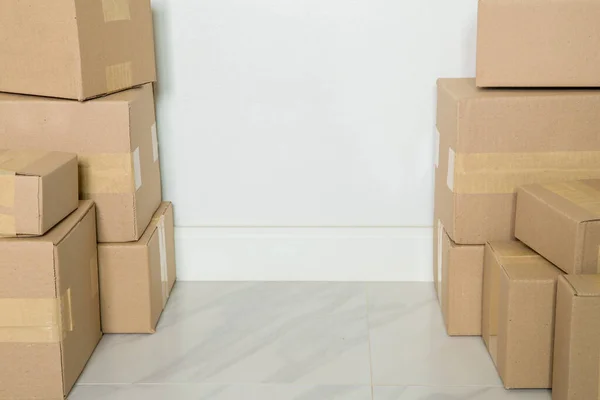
[72,282,552,399]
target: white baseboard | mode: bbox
[175,227,433,282]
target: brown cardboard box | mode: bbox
[0,200,101,399]
[516,180,600,275]
[0,0,156,100]
[553,275,600,400]
[0,84,162,243]
[436,78,600,244]
[0,149,78,237]
[482,241,562,389]
[477,0,600,88]
[433,219,484,336]
[98,202,176,333]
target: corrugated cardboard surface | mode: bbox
[482,241,562,389]
[553,275,600,400]
[477,0,600,88]
[98,202,176,334]
[516,180,600,275]
[0,149,78,237]
[433,221,484,336]
[0,0,156,100]
[0,201,101,399]
[436,78,600,245]
[0,84,162,242]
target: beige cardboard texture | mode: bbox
[0,0,156,100]
[436,78,600,244]
[0,84,162,242]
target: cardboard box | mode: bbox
[0,200,101,399]
[0,0,156,100]
[436,78,600,244]
[0,149,78,237]
[482,241,562,389]
[553,275,600,400]
[477,0,600,88]
[516,180,600,275]
[0,84,162,243]
[98,202,176,333]
[433,219,484,336]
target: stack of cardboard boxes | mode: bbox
[435,0,600,398]
[0,1,176,398]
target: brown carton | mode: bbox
[433,219,484,336]
[482,241,562,389]
[0,149,78,237]
[0,84,162,243]
[98,202,176,333]
[0,200,101,399]
[477,0,600,88]
[516,180,600,275]
[553,275,600,400]
[436,78,600,244]
[0,0,156,100]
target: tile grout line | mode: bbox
[364,283,375,400]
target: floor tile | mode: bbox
[367,283,502,386]
[70,384,372,400]
[373,386,551,399]
[79,282,371,385]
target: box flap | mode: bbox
[564,275,600,297]
[537,180,600,223]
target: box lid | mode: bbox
[0,149,76,178]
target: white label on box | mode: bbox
[437,219,444,307]
[434,128,440,168]
[151,123,159,162]
[133,147,142,191]
[447,148,455,191]
[157,216,169,306]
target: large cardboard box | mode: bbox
[433,219,484,336]
[0,149,78,237]
[482,241,562,389]
[0,84,162,243]
[516,180,600,275]
[98,202,176,333]
[436,78,600,244]
[0,0,156,100]
[553,275,600,400]
[477,0,600,88]
[0,200,101,399]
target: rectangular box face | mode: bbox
[553,275,600,400]
[98,202,176,333]
[0,201,101,399]
[0,0,156,100]
[436,78,600,244]
[516,180,600,275]
[482,241,562,389]
[477,0,600,88]
[434,221,484,336]
[0,85,162,242]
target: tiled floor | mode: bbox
[71,282,552,399]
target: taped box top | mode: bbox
[477,0,600,87]
[0,0,156,100]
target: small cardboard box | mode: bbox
[0,84,162,243]
[436,78,600,244]
[553,275,600,400]
[516,180,600,275]
[0,149,78,237]
[477,0,600,88]
[482,241,562,389]
[98,202,176,333]
[0,200,101,399]
[0,0,156,100]
[433,219,484,336]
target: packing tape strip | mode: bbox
[102,0,131,22]
[449,150,600,194]
[156,215,169,307]
[0,172,15,208]
[436,220,443,306]
[79,151,140,194]
[0,149,48,208]
[543,181,600,217]
[0,289,73,343]
[106,62,133,93]
[0,213,16,237]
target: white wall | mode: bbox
[151,0,476,281]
